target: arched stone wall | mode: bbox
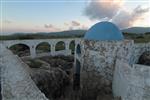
[137,51,150,65]
[2,38,81,58]
[6,41,30,49]
[131,42,150,64]
[9,43,30,57]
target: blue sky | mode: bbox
[1,0,150,35]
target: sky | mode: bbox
[1,0,150,35]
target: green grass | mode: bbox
[123,32,150,43]
[36,42,51,54]
[27,59,43,68]
[55,42,66,51]
[1,31,149,43]
[0,30,86,40]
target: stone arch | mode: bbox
[76,44,81,54]
[137,51,150,66]
[69,40,75,54]
[73,59,81,90]
[9,43,30,57]
[36,42,51,54]
[55,41,65,51]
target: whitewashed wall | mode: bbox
[79,39,133,99]
[113,59,150,100]
[1,38,81,58]
[0,43,48,100]
[81,40,133,82]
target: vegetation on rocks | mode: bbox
[23,56,74,100]
[123,32,150,43]
[23,55,117,100]
[1,30,150,43]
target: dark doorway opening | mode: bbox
[76,44,81,54]
[73,59,81,90]
[69,40,75,55]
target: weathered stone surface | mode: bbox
[113,60,150,100]
[1,37,150,100]
[78,40,133,100]
[23,56,74,100]
[82,40,133,82]
[0,44,48,100]
[131,42,150,64]
[1,38,81,58]
[77,39,150,100]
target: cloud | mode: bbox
[44,24,61,32]
[64,21,84,30]
[84,0,149,28]
[134,5,149,13]
[112,5,149,28]
[84,0,123,20]
[81,25,88,30]
[44,24,53,28]
[71,21,80,26]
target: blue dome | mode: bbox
[84,21,124,40]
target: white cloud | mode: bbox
[71,21,80,26]
[112,5,149,28]
[84,0,123,20]
[84,0,149,28]
[44,24,53,28]
[44,24,61,32]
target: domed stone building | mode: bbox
[74,21,150,100]
[84,21,124,40]
[0,21,149,100]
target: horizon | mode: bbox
[1,0,150,35]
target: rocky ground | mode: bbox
[22,55,115,100]
[23,56,75,100]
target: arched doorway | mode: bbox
[55,41,65,51]
[76,44,81,54]
[36,42,51,54]
[73,59,81,90]
[138,51,150,66]
[69,40,75,54]
[9,44,30,57]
